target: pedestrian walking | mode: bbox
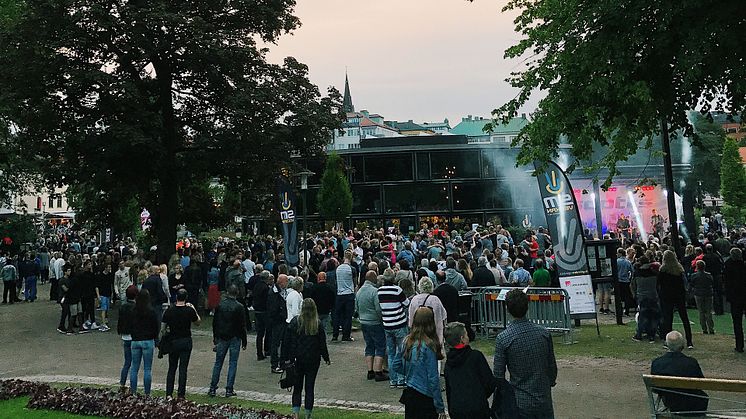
[162,288,201,398]
[724,248,746,353]
[284,299,331,419]
[208,284,247,397]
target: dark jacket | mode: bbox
[267,286,288,323]
[283,317,330,365]
[702,252,723,275]
[212,296,247,347]
[117,300,136,335]
[688,271,714,297]
[432,283,459,323]
[130,307,159,341]
[445,345,497,417]
[657,270,686,301]
[141,274,167,307]
[311,282,335,315]
[253,280,270,312]
[79,271,97,299]
[472,266,496,287]
[650,351,708,415]
[724,258,746,304]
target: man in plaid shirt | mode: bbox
[494,289,558,418]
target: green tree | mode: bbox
[0,1,342,262]
[486,0,745,178]
[720,138,746,225]
[317,153,352,227]
[681,112,727,235]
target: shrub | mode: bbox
[0,380,290,419]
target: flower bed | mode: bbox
[0,380,291,419]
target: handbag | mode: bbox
[278,361,298,390]
[157,324,174,358]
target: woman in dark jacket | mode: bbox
[283,298,330,419]
[657,250,693,348]
[129,289,159,395]
[117,285,138,394]
[724,248,746,353]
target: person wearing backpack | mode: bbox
[268,274,289,374]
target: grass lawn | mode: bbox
[8,383,402,419]
[472,309,739,363]
[0,397,104,419]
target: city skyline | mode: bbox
[264,0,542,125]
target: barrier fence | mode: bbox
[467,286,574,344]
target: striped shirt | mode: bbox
[377,285,410,330]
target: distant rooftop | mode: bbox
[450,114,529,137]
[709,111,742,125]
[384,120,430,132]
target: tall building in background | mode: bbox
[342,72,354,113]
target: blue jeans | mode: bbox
[332,294,355,339]
[361,323,386,357]
[24,276,37,302]
[120,340,132,386]
[210,337,240,392]
[130,340,154,395]
[385,326,409,385]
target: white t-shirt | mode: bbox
[285,289,303,323]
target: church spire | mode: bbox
[342,71,354,113]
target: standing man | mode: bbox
[378,270,410,388]
[20,252,41,302]
[355,271,387,382]
[702,244,724,315]
[114,261,132,306]
[208,284,247,397]
[616,248,634,316]
[268,274,289,373]
[494,289,557,418]
[332,251,357,342]
[252,271,272,361]
[1,255,17,304]
[48,251,58,301]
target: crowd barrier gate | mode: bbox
[468,286,574,344]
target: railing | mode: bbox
[468,286,574,344]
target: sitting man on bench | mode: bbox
[651,331,709,416]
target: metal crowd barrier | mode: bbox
[468,286,574,344]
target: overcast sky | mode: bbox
[264,0,540,126]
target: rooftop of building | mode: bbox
[450,114,529,137]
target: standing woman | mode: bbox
[394,307,446,419]
[724,248,746,353]
[129,289,159,395]
[159,264,171,308]
[168,264,184,304]
[117,285,138,394]
[162,288,201,398]
[657,250,694,348]
[284,298,330,419]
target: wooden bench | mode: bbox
[642,374,746,418]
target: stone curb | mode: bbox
[12,374,405,414]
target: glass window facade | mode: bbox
[384,185,416,213]
[364,154,413,182]
[416,183,450,212]
[430,151,480,179]
[352,185,381,214]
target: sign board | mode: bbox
[561,275,596,314]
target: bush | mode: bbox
[0,380,290,419]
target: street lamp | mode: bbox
[295,169,315,268]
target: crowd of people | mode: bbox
[1,217,745,418]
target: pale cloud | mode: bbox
[265,0,541,124]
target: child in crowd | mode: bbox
[443,321,496,419]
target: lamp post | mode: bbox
[295,169,315,268]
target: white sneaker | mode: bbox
[83,320,91,329]
[91,322,100,330]
[99,325,110,332]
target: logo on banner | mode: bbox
[542,170,574,213]
[280,192,295,224]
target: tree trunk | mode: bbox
[682,186,696,243]
[155,173,178,264]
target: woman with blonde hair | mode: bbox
[394,307,446,419]
[658,250,693,348]
[159,264,171,307]
[284,298,330,419]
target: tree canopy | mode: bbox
[485,0,746,185]
[720,137,746,224]
[317,152,352,226]
[0,0,342,261]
